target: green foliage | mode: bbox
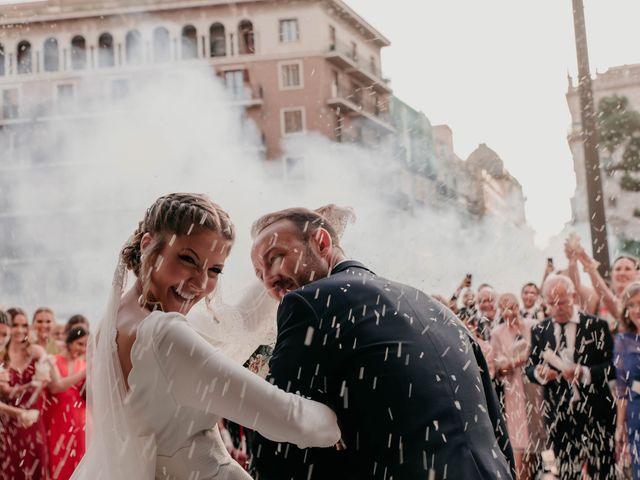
[619,238,640,258]
[621,136,640,171]
[597,95,640,189]
[598,96,635,153]
[620,173,640,192]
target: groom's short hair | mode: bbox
[251,208,340,246]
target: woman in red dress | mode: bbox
[1,308,50,480]
[45,327,87,480]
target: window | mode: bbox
[98,33,115,67]
[181,25,198,60]
[279,19,299,43]
[17,41,32,74]
[282,108,305,135]
[329,25,336,49]
[224,69,245,99]
[284,157,305,180]
[351,83,362,107]
[2,89,19,119]
[238,20,255,54]
[0,44,4,76]
[369,55,377,76]
[126,30,143,64]
[71,36,87,70]
[112,79,130,99]
[43,38,59,72]
[153,28,171,62]
[279,62,302,89]
[209,23,226,57]
[350,41,357,61]
[57,83,74,102]
[331,70,339,97]
[56,83,74,112]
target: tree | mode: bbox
[597,95,640,191]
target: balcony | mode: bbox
[327,81,394,134]
[325,41,391,93]
[226,85,263,108]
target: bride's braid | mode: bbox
[121,193,235,277]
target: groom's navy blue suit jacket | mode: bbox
[252,261,514,480]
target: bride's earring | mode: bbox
[204,292,220,323]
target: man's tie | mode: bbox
[558,323,567,352]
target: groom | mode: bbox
[249,207,514,480]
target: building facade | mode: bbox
[566,64,640,241]
[465,143,526,227]
[0,0,394,159]
[390,103,527,226]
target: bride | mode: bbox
[71,193,341,480]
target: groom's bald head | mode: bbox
[251,207,340,246]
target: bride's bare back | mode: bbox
[115,284,147,389]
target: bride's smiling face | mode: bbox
[141,229,231,314]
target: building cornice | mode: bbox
[0,0,391,48]
[326,0,390,47]
[567,63,640,95]
[0,0,257,26]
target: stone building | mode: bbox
[390,104,527,226]
[465,143,526,227]
[0,0,394,159]
[566,64,640,241]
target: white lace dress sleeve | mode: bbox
[153,312,340,449]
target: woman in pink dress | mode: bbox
[491,293,544,480]
[1,308,50,480]
[45,326,87,480]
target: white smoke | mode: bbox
[0,65,558,320]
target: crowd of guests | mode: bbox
[2,232,640,480]
[432,236,640,480]
[0,308,89,480]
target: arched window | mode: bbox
[71,35,87,70]
[126,30,143,64]
[209,23,226,57]
[98,33,114,67]
[181,25,197,60]
[43,38,59,72]
[17,41,32,74]
[238,20,255,55]
[0,44,5,76]
[153,27,171,62]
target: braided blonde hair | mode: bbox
[121,193,235,280]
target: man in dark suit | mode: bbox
[249,207,514,480]
[526,274,615,479]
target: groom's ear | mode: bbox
[312,228,333,257]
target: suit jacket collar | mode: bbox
[330,260,375,276]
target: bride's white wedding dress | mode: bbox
[71,260,340,480]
